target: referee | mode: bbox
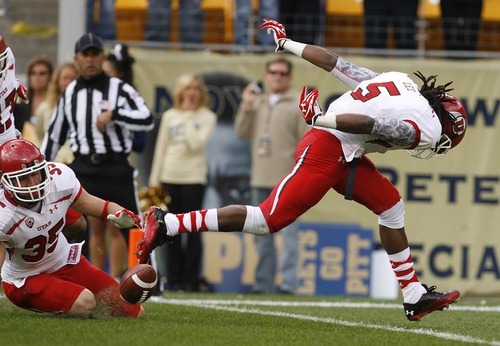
[41,33,154,278]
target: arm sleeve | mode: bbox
[371,117,418,148]
[330,56,380,89]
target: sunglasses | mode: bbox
[267,70,290,77]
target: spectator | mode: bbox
[234,56,308,294]
[41,33,154,280]
[363,0,419,49]
[102,43,146,153]
[149,74,216,292]
[439,0,484,52]
[102,44,135,86]
[145,0,203,43]
[0,138,144,317]
[34,62,78,162]
[235,0,278,46]
[14,56,53,143]
[86,0,116,39]
[280,0,324,45]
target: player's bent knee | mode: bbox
[242,206,271,235]
[69,288,96,314]
[378,199,405,229]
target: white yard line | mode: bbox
[151,297,500,312]
[150,297,500,345]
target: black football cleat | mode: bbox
[136,206,173,264]
[403,284,460,321]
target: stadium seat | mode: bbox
[201,0,234,44]
[170,0,234,44]
[115,0,148,41]
[113,0,500,51]
[324,0,364,48]
[326,0,362,16]
[478,0,500,51]
[419,0,440,19]
[483,0,500,21]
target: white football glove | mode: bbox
[107,209,142,229]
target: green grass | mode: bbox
[1,293,499,345]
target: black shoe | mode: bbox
[136,206,174,264]
[403,284,460,321]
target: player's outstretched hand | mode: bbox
[16,81,29,104]
[108,209,142,229]
[259,18,288,52]
[299,86,323,126]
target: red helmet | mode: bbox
[409,94,467,159]
[0,34,9,82]
[440,94,467,147]
[429,94,468,157]
[0,139,50,203]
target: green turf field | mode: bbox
[1,293,499,345]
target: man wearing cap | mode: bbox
[41,33,154,280]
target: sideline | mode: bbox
[150,297,500,345]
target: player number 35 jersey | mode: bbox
[0,163,82,287]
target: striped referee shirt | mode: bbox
[41,72,153,160]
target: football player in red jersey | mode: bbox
[0,139,144,317]
[137,19,466,321]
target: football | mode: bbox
[119,264,158,304]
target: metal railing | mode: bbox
[4,2,500,76]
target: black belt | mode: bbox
[344,158,359,201]
[76,152,128,165]
[0,118,12,134]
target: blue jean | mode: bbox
[235,0,278,45]
[145,0,203,43]
[252,187,299,293]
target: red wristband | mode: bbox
[101,200,110,222]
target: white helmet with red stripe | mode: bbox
[0,139,50,204]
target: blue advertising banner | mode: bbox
[296,222,373,296]
[202,222,374,296]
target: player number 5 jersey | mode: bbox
[321,72,442,162]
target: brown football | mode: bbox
[119,264,158,304]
